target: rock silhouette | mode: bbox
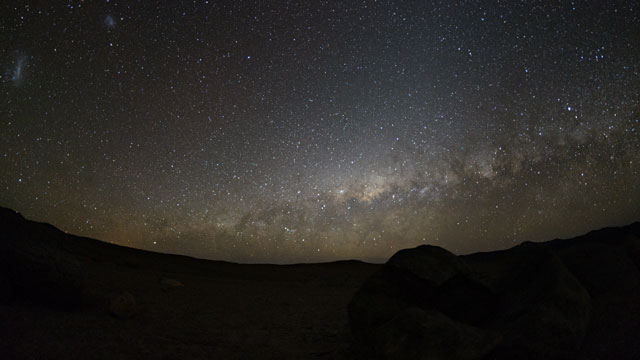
[349,224,640,359]
[109,291,137,319]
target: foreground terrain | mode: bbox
[0,207,379,359]
[2,206,639,359]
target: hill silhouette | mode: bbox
[0,207,378,359]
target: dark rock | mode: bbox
[387,245,470,286]
[553,241,640,297]
[374,307,501,360]
[485,243,591,360]
[160,277,184,292]
[109,291,136,318]
[435,273,498,326]
[349,246,466,345]
[349,242,592,360]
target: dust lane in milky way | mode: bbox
[1,1,639,263]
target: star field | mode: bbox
[1,1,639,263]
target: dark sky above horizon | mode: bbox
[1,1,639,263]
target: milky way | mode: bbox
[1,2,639,263]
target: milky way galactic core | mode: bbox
[1,2,639,263]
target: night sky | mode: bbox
[1,1,639,263]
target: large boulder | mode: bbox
[348,245,478,347]
[551,241,640,298]
[373,307,501,360]
[349,242,592,360]
[386,245,470,286]
[479,243,591,359]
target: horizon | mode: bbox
[2,2,639,263]
[3,205,639,265]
